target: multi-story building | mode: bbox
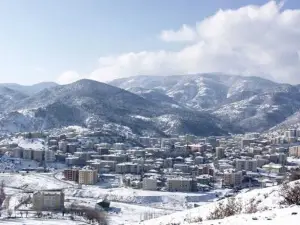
[235,159,246,171]
[63,167,79,182]
[32,190,64,211]
[32,149,44,162]
[44,150,56,162]
[78,166,98,185]
[289,146,300,157]
[13,147,23,158]
[223,170,243,187]
[245,159,258,172]
[142,178,157,191]
[23,149,33,160]
[216,147,225,159]
[167,177,194,192]
[115,163,142,174]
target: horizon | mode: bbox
[1,0,300,85]
[0,72,296,86]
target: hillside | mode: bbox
[136,181,300,225]
[110,74,300,132]
[0,79,229,136]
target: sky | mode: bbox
[1,0,300,85]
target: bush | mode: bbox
[207,197,242,220]
[280,182,300,205]
[245,198,259,214]
[67,204,108,225]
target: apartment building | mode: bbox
[142,177,157,191]
[44,150,56,162]
[32,149,44,162]
[23,149,33,160]
[289,145,300,157]
[216,147,225,159]
[63,167,79,182]
[78,166,98,185]
[167,177,195,192]
[32,190,64,211]
[223,170,243,187]
[13,147,23,158]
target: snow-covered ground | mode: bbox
[0,137,45,150]
[0,172,230,225]
[0,218,85,225]
[135,181,296,225]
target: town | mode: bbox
[0,125,300,224]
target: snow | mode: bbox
[136,182,289,225]
[0,137,44,150]
[0,219,85,224]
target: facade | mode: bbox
[167,177,193,192]
[32,190,64,211]
[44,150,56,162]
[32,149,44,162]
[223,170,243,187]
[142,178,157,191]
[78,166,98,185]
[63,168,79,182]
[23,149,33,160]
[289,146,300,157]
[216,147,225,159]
[13,147,23,158]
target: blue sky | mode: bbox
[0,0,299,84]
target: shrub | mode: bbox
[207,197,242,220]
[245,197,259,214]
[280,182,300,205]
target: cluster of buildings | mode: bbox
[2,127,300,192]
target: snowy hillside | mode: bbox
[110,74,300,132]
[136,181,298,225]
[0,79,230,137]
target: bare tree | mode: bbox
[280,182,300,205]
[0,181,6,207]
[207,197,242,220]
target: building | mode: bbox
[235,159,246,171]
[142,178,157,191]
[223,170,243,187]
[63,168,79,182]
[289,146,300,157]
[245,159,258,172]
[216,147,225,159]
[23,149,33,160]
[44,150,56,162]
[13,147,23,158]
[262,164,287,174]
[32,149,44,162]
[78,166,98,185]
[167,177,194,192]
[32,190,64,211]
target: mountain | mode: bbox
[110,74,300,132]
[0,82,58,95]
[0,79,229,136]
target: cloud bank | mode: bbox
[57,1,300,84]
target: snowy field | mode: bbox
[0,218,86,225]
[0,172,230,225]
[135,180,299,225]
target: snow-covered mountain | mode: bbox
[0,82,58,95]
[0,79,229,136]
[110,74,300,132]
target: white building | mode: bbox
[142,178,157,191]
[44,150,56,162]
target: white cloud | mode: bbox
[57,71,81,84]
[160,24,197,42]
[57,1,300,84]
